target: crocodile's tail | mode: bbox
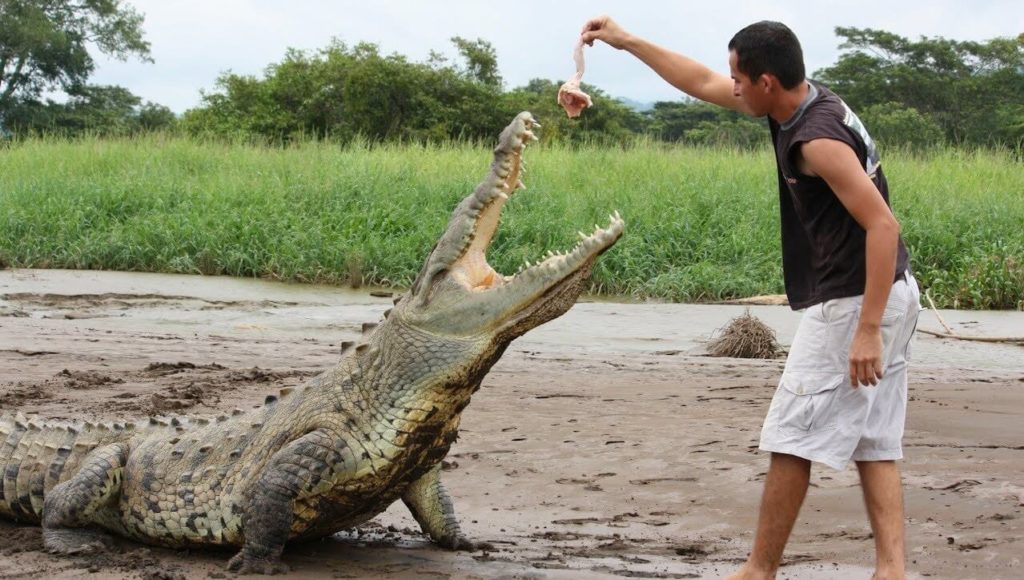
[0,412,136,524]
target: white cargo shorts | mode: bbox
[759,273,921,470]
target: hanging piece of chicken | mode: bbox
[557,38,593,118]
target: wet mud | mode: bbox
[1,269,1021,579]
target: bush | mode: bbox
[859,102,945,149]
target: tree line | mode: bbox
[2,0,1022,150]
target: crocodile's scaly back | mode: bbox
[4,112,624,575]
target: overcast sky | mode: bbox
[90,0,1023,113]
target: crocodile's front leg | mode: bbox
[402,463,489,551]
[228,429,340,575]
[42,442,128,554]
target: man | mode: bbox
[580,16,920,580]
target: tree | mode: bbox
[3,83,175,135]
[646,100,719,142]
[858,102,944,149]
[183,38,515,143]
[815,27,1024,147]
[0,0,150,114]
[135,100,175,130]
[643,100,766,148]
[449,36,502,88]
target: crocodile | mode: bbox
[0,111,624,574]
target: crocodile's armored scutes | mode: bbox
[0,112,624,574]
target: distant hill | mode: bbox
[616,97,655,112]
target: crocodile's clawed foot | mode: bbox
[43,528,112,555]
[227,551,291,575]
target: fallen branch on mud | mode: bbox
[916,327,1024,345]
[921,289,1024,346]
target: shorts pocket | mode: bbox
[880,290,911,367]
[881,297,906,324]
[776,372,846,435]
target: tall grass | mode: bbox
[1,134,1021,309]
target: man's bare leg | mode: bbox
[724,452,811,580]
[856,460,906,580]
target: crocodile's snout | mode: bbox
[405,111,624,338]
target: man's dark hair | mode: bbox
[728,21,805,89]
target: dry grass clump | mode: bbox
[707,310,782,359]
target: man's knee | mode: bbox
[770,452,812,469]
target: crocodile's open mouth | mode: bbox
[445,112,623,294]
[407,112,623,337]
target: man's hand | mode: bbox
[849,325,884,387]
[580,15,631,49]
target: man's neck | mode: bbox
[770,81,811,125]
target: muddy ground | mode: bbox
[1,269,1022,579]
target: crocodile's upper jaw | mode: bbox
[401,111,623,340]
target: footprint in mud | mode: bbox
[953,539,992,552]
[555,472,617,492]
[557,479,602,493]
[531,530,588,541]
[144,361,227,376]
[674,541,713,561]
[56,369,125,389]
[815,530,872,541]
[225,366,317,383]
[976,513,1015,522]
[923,479,983,494]
[551,517,606,525]
[149,383,214,412]
[628,477,697,486]
[0,383,54,408]
[0,369,128,409]
[551,512,646,528]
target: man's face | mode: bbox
[729,50,768,117]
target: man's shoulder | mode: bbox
[802,87,846,123]
[792,91,854,143]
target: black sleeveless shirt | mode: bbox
[769,82,909,310]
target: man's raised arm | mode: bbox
[580,15,753,115]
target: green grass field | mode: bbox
[2,135,1021,309]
